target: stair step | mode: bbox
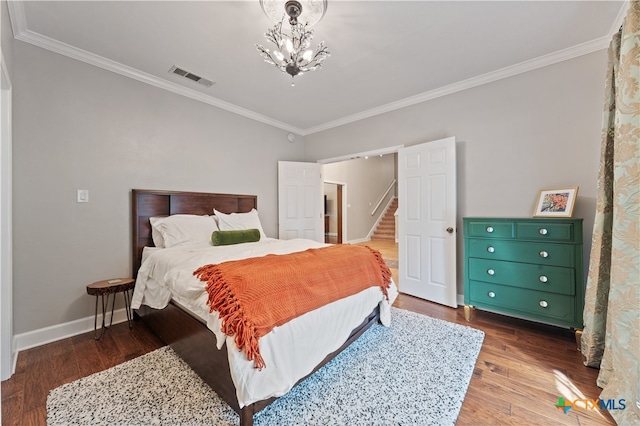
[372,235,395,241]
[373,197,398,241]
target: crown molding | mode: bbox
[6,0,26,38]
[610,1,630,35]
[7,0,616,137]
[7,2,304,135]
[304,35,610,135]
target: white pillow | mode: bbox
[149,216,167,248]
[214,208,266,240]
[150,214,218,248]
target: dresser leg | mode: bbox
[464,305,475,322]
[574,329,583,351]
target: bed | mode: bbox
[130,189,397,426]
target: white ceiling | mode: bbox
[8,1,627,135]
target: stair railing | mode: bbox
[371,179,397,216]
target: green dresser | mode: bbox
[463,217,584,329]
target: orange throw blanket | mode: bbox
[193,245,391,369]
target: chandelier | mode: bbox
[256,0,330,86]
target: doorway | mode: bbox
[323,182,344,244]
[319,139,457,307]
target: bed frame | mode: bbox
[131,189,380,426]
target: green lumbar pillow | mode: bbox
[211,229,261,246]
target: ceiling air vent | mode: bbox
[169,65,214,87]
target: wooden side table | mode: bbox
[86,278,135,340]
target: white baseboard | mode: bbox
[13,308,130,357]
[457,293,465,307]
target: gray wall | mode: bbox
[323,154,396,242]
[12,41,304,334]
[304,51,608,295]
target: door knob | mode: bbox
[446,227,454,234]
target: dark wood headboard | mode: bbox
[131,189,258,277]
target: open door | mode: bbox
[1,62,13,380]
[278,161,324,242]
[398,137,457,307]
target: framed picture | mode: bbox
[533,187,579,217]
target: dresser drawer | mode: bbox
[468,258,575,295]
[468,281,575,323]
[465,221,514,239]
[467,239,576,267]
[516,222,575,242]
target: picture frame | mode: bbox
[533,187,579,217]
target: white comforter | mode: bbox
[131,238,398,407]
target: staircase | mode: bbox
[371,198,398,241]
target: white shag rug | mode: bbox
[47,307,484,425]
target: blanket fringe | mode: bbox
[364,246,392,300]
[193,265,266,369]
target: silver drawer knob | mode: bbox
[487,246,495,253]
[539,250,549,258]
[486,226,494,233]
[539,300,548,308]
[539,275,548,283]
[539,228,548,235]
[487,269,495,276]
[488,291,496,298]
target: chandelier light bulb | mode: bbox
[285,39,294,53]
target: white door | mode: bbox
[398,137,457,307]
[278,161,324,242]
[1,61,13,380]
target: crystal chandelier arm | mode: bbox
[291,23,309,54]
[256,44,274,63]
[256,44,288,72]
[295,23,313,49]
[310,41,329,63]
[297,41,329,71]
[264,22,282,46]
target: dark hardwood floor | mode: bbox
[2,294,613,425]
[395,295,613,426]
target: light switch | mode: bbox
[77,189,89,203]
